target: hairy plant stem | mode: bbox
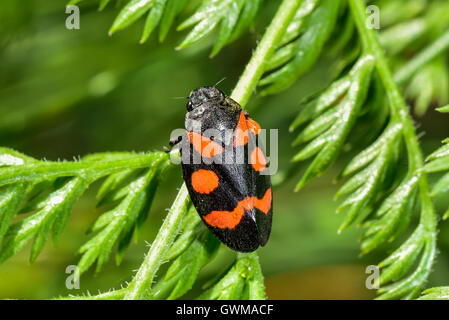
[348,0,436,269]
[123,0,301,300]
[125,184,191,300]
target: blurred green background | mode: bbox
[0,1,448,300]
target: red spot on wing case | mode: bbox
[191,169,219,194]
[189,131,224,158]
[254,188,272,214]
[203,188,272,229]
[246,118,261,135]
[234,112,249,146]
[251,147,267,172]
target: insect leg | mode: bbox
[164,135,183,153]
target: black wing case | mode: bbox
[181,132,260,252]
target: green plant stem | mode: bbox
[231,0,303,107]
[0,153,159,187]
[124,184,190,300]
[348,0,436,250]
[58,288,127,300]
[395,29,449,84]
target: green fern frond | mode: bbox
[198,252,265,300]
[380,18,426,56]
[336,124,404,233]
[284,0,442,299]
[176,0,262,56]
[108,0,189,43]
[377,228,436,300]
[437,105,449,113]
[379,0,449,56]
[382,2,449,116]
[360,175,417,253]
[425,139,449,173]
[291,55,374,191]
[260,0,342,95]
[418,287,449,300]
[405,57,449,116]
[97,0,262,54]
[150,211,220,299]
[376,0,426,28]
[0,148,169,265]
[78,160,167,274]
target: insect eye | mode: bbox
[186,100,194,112]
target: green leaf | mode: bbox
[177,0,261,56]
[339,124,402,178]
[210,1,244,57]
[0,183,28,247]
[432,172,449,197]
[337,146,396,232]
[294,55,374,191]
[378,235,436,300]
[380,18,426,56]
[0,178,88,263]
[437,105,449,113]
[198,252,265,300]
[0,152,162,187]
[336,124,403,232]
[426,142,449,162]
[290,76,351,131]
[96,169,136,206]
[227,0,262,43]
[109,0,156,35]
[99,0,112,11]
[0,147,35,166]
[264,0,321,71]
[51,178,89,245]
[0,149,169,265]
[177,15,221,49]
[418,287,449,300]
[443,207,449,220]
[124,184,192,300]
[158,0,188,42]
[165,206,202,260]
[78,159,167,274]
[405,57,449,116]
[292,108,338,146]
[163,232,219,299]
[361,176,418,254]
[260,0,341,94]
[425,157,449,173]
[278,0,320,47]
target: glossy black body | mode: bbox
[179,87,272,252]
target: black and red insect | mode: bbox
[170,86,272,252]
